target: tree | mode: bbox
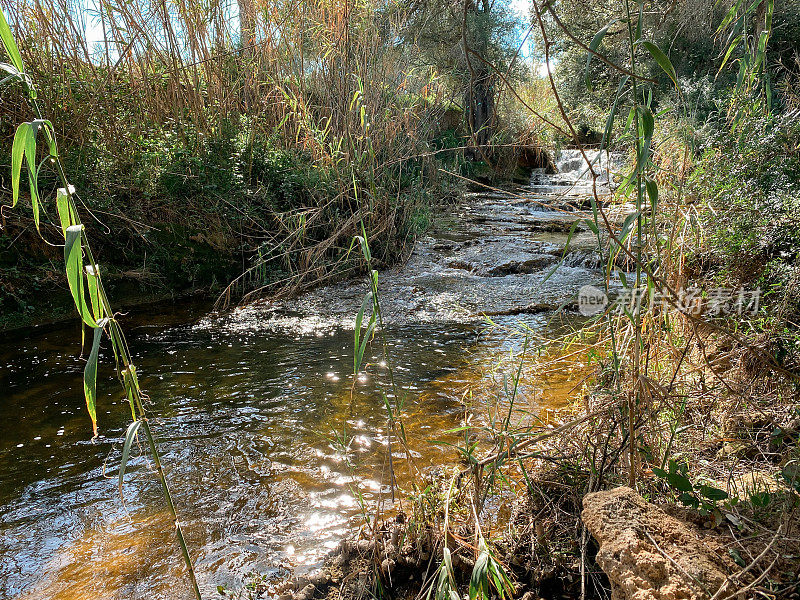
[401,0,520,155]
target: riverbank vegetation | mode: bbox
[0,0,535,329]
[303,2,800,600]
[2,0,800,599]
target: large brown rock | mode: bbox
[582,487,733,600]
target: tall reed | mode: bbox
[1,0,459,306]
[0,8,202,598]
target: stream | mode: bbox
[0,154,616,600]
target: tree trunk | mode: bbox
[469,71,494,149]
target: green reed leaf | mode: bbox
[0,7,23,73]
[585,19,619,91]
[601,76,629,151]
[65,224,98,328]
[469,541,490,600]
[122,364,140,420]
[25,120,41,230]
[645,178,658,210]
[11,122,29,208]
[354,291,373,375]
[86,264,104,321]
[718,34,743,75]
[56,186,76,237]
[640,41,679,89]
[119,419,142,498]
[83,324,104,438]
[0,62,24,89]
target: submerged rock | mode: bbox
[582,487,733,600]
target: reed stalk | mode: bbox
[0,9,202,598]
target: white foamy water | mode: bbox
[533,149,625,193]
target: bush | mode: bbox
[690,109,800,288]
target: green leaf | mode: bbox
[64,224,98,328]
[617,210,641,246]
[30,118,57,157]
[56,186,77,237]
[600,76,629,151]
[469,546,490,600]
[635,105,654,175]
[381,392,393,420]
[697,485,728,501]
[10,122,29,208]
[25,120,41,231]
[729,548,746,567]
[122,364,140,421]
[487,553,515,600]
[666,472,693,492]
[83,324,104,438]
[357,222,371,262]
[358,317,376,375]
[354,291,372,375]
[585,20,619,91]
[718,34,743,75]
[86,264,104,321]
[640,41,678,89]
[645,178,658,210]
[0,7,24,73]
[119,419,142,498]
[0,62,23,89]
[639,105,654,142]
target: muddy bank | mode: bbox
[0,221,241,333]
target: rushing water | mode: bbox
[0,164,607,600]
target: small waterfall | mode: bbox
[532,149,624,192]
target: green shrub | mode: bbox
[690,109,800,288]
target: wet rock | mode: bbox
[484,256,557,276]
[205,189,607,332]
[582,487,732,600]
[478,303,556,317]
[525,220,581,233]
[307,571,330,587]
[338,540,353,558]
[277,580,295,594]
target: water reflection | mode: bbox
[1,174,601,598]
[0,300,586,599]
